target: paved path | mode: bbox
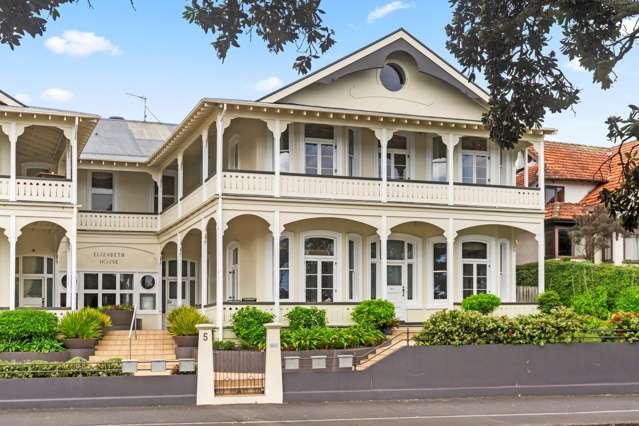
[3,394,639,425]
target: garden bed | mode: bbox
[0,351,70,362]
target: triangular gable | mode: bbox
[0,90,25,107]
[259,28,489,107]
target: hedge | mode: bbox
[0,358,128,379]
[517,260,639,308]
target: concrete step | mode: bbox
[94,351,177,357]
[106,330,171,336]
[89,355,177,362]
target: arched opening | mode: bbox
[15,125,70,179]
[16,221,67,308]
[223,118,272,172]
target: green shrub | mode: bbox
[80,307,112,328]
[536,290,563,314]
[615,287,639,312]
[518,260,639,308]
[0,358,127,379]
[461,294,501,314]
[571,287,610,319]
[213,340,236,350]
[280,325,385,351]
[286,306,326,330]
[58,310,102,340]
[351,300,396,330]
[232,307,274,349]
[99,304,133,312]
[414,307,590,346]
[610,312,639,342]
[0,309,58,345]
[167,306,208,336]
[0,337,64,353]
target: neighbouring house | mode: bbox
[0,29,549,330]
[517,139,639,265]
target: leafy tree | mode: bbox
[570,205,625,262]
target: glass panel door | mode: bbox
[305,260,335,302]
[21,278,44,307]
[305,143,334,175]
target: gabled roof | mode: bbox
[258,28,490,105]
[0,90,26,107]
[82,118,176,162]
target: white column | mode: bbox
[69,235,77,311]
[157,173,163,213]
[537,222,545,294]
[272,210,281,321]
[65,145,72,178]
[215,203,224,340]
[523,147,529,188]
[379,216,388,300]
[447,134,458,206]
[446,218,455,309]
[273,120,281,197]
[176,233,183,306]
[9,123,17,201]
[200,222,208,312]
[71,120,78,204]
[264,323,284,403]
[215,114,224,195]
[8,216,16,309]
[538,140,545,210]
[66,236,72,308]
[380,129,389,203]
[202,128,209,202]
[511,230,518,303]
[196,324,215,405]
[177,153,184,217]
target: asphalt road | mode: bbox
[3,394,639,425]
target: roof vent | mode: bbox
[109,116,125,120]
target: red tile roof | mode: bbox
[545,202,589,221]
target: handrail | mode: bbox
[128,306,138,360]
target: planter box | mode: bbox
[0,351,70,362]
[173,335,198,348]
[104,310,134,329]
[63,338,97,350]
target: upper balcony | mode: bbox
[76,110,545,233]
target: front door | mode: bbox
[166,279,187,312]
[20,278,44,307]
[305,260,335,302]
[386,264,406,321]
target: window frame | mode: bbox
[90,171,115,211]
[461,137,490,184]
[545,185,566,203]
[347,234,361,301]
[279,233,292,300]
[459,237,491,300]
[431,136,448,182]
[428,237,448,307]
[226,241,240,301]
[299,231,340,303]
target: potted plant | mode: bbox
[167,306,208,348]
[59,310,102,349]
[99,304,134,329]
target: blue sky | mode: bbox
[2,0,637,146]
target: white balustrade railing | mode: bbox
[0,177,8,200]
[223,171,274,195]
[281,174,382,201]
[454,184,540,209]
[160,202,179,229]
[181,185,204,218]
[387,180,448,204]
[204,174,218,198]
[78,211,159,232]
[15,178,72,202]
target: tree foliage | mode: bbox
[570,205,625,261]
[446,0,639,149]
[0,0,76,49]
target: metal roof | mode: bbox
[81,118,176,162]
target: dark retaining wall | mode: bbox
[0,375,196,408]
[284,343,639,401]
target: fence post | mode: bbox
[196,323,215,405]
[263,322,283,404]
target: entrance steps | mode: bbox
[90,330,177,365]
[355,327,421,371]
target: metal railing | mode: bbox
[128,305,138,360]
[213,350,265,395]
[354,328,415,369]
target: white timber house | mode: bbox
[0,30,550,333]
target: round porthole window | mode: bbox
[141,275,156,290]
[61,274,67,289]
[380,63,406,91]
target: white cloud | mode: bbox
[367,1,412,23]
[14,93,31,104]
[45,30,121,57]
[622,16,639,36]
[41,88,74,102]
[565,58,586,72]
[251,76,283,92]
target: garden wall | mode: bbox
[284,343,639,401]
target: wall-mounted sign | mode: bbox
[77,245,157,271]
[92,250,125,265]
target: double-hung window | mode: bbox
[304,124,335,176]
[461,138,489,184]
[91,172,114,211]
[279,236,290,299]
[432,242,447,300]
[431,136,447,182]
[304,236,335,302]
[279,128,290,172]
[545,185,565,203]
[462,241,489,298]
[379,135,409,180]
